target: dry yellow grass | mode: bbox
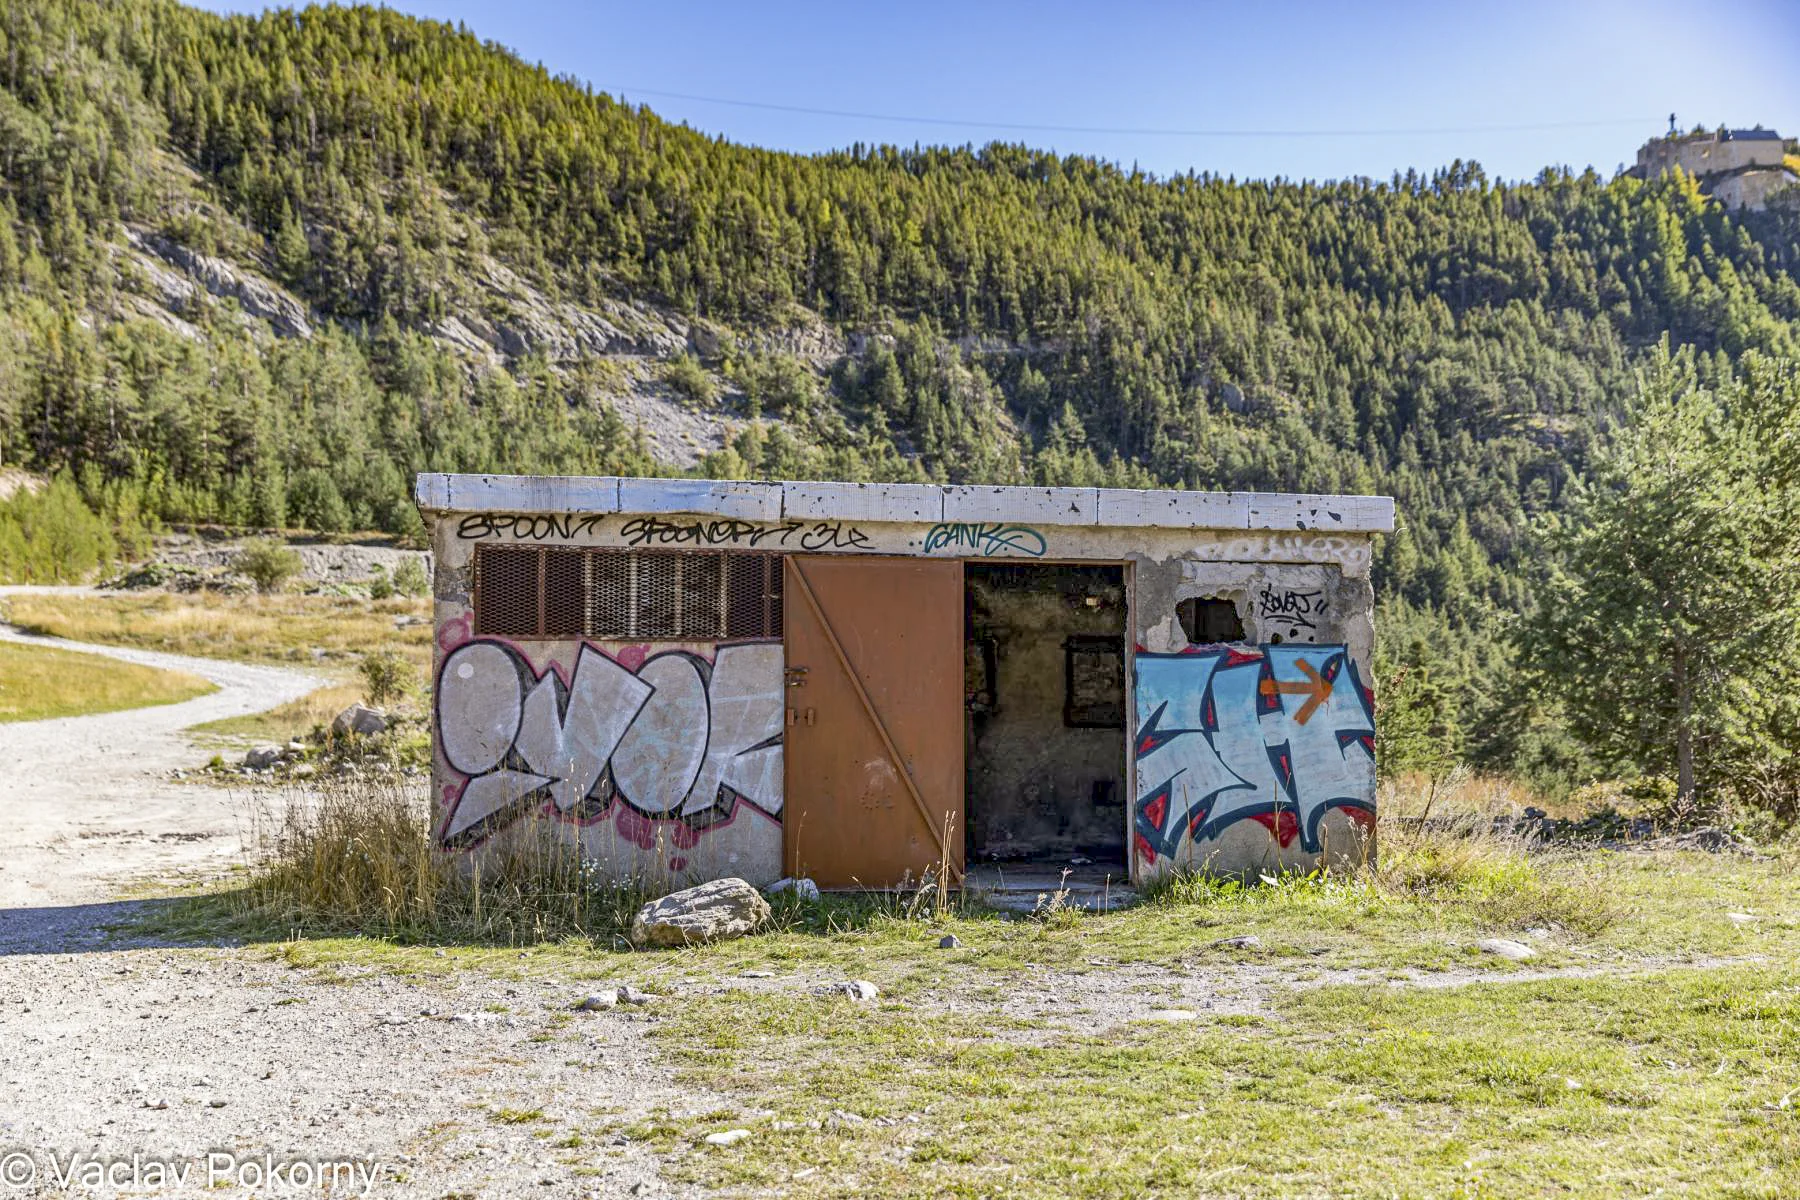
[190,680,365,744]
[0,639,214,722]
[0,591,433,669]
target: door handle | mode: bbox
[804,707,816,727]
[788,707,798,727]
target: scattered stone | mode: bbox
[286,740,307,753]
[207,1100,227,1109]
[703,1129,752,1147]
[377,1013,411,1026]
[1148,1008,1199,1022]
[937,934,961,950]
[815,980,879,1002]
[829,1109,865,1125]
[142,1099,167,1110]
[1524,927,1553,939]
[618,985,655,1006]
[576,991,619,1011]
[242,746,282,770]
[1476,937,1537,962]
[290,764,317,779]
[740,969,775,979]
[1213,935,1262,951]
[448,1012,496,1025]
[1726,912,1757,924]
[630,878,771,948]
[765,876,821,901]
[331,703,387,737]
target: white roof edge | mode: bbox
[414,473,1394,534]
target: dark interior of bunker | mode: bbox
[964,563,1128,868]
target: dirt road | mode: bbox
[0,601,322,910]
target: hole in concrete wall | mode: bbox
[1177,596,1245,644]
[965,564,1127,868]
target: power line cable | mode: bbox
[611,86,1657,139]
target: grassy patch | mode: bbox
[0,639,214,722]
[0,590,432,669]
[647,966,1800,1198]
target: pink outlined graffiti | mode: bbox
[434,637,784,850]
[1133,643,1375,866]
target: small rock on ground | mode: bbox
[576,991,618,1011]
[331,703,387,736]
[766,877,821,901]
[815,980,879,1001]
[938,934,961,949]
[1213,935,1262,950]
[631,878,770,948]
[1476,937,1537,961]
[703,1129,752,1147]
[1148,1008,1198,1021]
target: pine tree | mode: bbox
[1524,346,1800,812]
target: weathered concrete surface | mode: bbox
[416,473,1395,534]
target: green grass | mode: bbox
[0,638,215,721]
[645,965,1798,1198]
[122,780,1800,1197]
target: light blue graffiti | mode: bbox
[1133,644,1374,864]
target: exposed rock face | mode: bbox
[127,227,313,337]
[474,259,687,362]
[629,878,771,948]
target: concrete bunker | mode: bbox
[416,475,1393,894]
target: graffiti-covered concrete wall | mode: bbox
[418,476,1391,886]
[430,622,786,884]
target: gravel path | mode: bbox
[0,605,323,911]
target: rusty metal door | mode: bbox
[783,555,964,889]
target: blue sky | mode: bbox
[193,0,1799,182]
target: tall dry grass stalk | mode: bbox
[237,776,669,944]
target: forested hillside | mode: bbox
[3,0,1799,785]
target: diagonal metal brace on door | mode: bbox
[787,558,962,883]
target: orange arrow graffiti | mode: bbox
[1258,657,1333,725]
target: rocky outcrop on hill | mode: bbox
[125,227,313,338]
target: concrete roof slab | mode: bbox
[782,481,944,523]
[941,485,1099,526]
[416,474,1394,534]
[616,478,783,521]
[1096,490,1250,529]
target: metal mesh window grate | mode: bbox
[474,545,783,640]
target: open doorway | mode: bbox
[964,563,1128,891]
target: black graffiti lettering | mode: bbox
[617,516,872,550]
[1258,586,1324,632]
[922,522,1047,557]
[460,511,873,551]
[456,512,605,541]
[623,516,797,547]
[797,520,872,551]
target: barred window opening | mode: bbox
[473,545,783,640]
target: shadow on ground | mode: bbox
[0,898,251,956]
